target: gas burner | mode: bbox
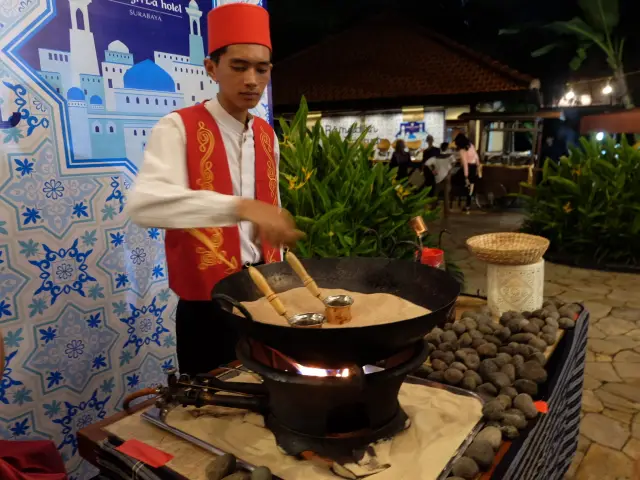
[155,338,430,461]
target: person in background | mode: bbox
[454,133,479,213]
[390,139,412,179]
[426,142,456,186]
[126,3,302,375]
[422,135,441,164]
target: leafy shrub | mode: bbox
[521,136,640,266]
[278,98,439,260]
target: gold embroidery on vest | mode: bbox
[266,249,277,264]
[260,126,278,205]
[187,228,238,274]
[196,121,215,191]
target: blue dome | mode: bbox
[90,95,103,105]
[123,60,175,92]
[67,87,85,101]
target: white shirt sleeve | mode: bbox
[126,113,240,229]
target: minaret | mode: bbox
[68,0,100,85]
[186,0,205,64]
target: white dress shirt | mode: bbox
[126,96,280,264]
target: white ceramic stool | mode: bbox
[486,259,545,317]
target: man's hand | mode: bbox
[236,199,304,247]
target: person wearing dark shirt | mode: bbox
[390,139,412,179]
[422,135,440,165]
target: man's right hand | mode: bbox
[236,199,304,248]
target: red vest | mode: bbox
[165,103,282,301]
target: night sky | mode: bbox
[269,0,640,93]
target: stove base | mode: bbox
[267,407,411,463]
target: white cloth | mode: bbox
[426,155,456,184]
[126,96,280,265]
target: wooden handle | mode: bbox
[187,228,236,271]
[286,251,322,299]
[248,267,288,317]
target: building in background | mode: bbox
[272,12,538,154]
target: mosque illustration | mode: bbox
[34,0,267,170]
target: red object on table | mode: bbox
[419,247,445,269]
[116,439,174,468]
[0,440,68,480]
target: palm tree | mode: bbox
[502,0,633,109]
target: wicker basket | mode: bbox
[466,233,550,265]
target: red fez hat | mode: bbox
[207,3,272,55]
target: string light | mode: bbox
[565,89,575,100]
[580,94,592,105]
[602,83,613,95]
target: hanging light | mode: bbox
[580,94,592,105]
[602,83,613,95]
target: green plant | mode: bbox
[520,136,640,266]
[501,0,633,109]
[278,98,438,261]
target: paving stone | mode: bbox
[594,354,613,362]
[607,289,638,303]
[614,350,640,363]
[587,326,607,339]
[585,362,621,383]
[544,282,566,297]
[610,307,640,322]
[580,413,630,450]
[625,329,640,341]
[577,434,591,453]
[565,451,584,479]
[588,336,638,355]
[623,438,640,459]
[603,409,633,425]
[614,363,640,382]
[601,383,640,404]
[582,390,604,413]
[583,375,602,391]
[557,291,586,304]
[594,390,640,413]
[575,444,634,480]
[573,284,612,296]
[582,301,612,320]
[597,316,636,336]
[587,325,607,340]
[632,413,640,439]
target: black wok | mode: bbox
[212,257,460,367]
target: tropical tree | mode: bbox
[501,0,633,109]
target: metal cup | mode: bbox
[324,295,354,325]
[288,313,325,329]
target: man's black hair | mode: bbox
[209,46,273,65]
[209,47,228,64]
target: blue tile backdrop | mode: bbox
[0,0,270,477]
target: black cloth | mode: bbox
[176,299,239,375]
[390,151,412,179]
[465,163,478,208]
[422,146,440,165]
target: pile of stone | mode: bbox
[414,299,582,480]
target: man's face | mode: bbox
[205,44,272,111]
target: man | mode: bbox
[421,135,440,164]
[126,3,301,375]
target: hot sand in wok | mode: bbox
[240,288,431,328]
